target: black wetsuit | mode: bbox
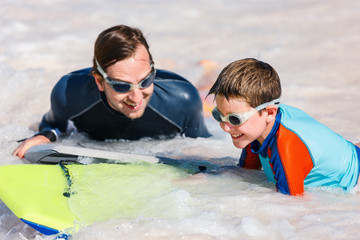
[38,68,211,141]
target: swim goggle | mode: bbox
[95,59,156,93]
[211,98,280,126]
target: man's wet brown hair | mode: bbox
[92,25,153,74]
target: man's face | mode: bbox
[94,45,154,119]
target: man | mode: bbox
[14,25,210,158]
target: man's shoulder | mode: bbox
[51,68,100,110]
[155,69,188,81]
[149,69,209,137]
[59,67,93,83]
[153,69,199,104]
[150,69,202,127]
[54,68,95,90]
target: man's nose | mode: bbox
[127,87,143,102]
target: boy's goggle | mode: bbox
[95,59,156,93]
[211,98,280,126]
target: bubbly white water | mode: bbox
[1,0,360,239]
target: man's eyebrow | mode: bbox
[107,67,153,82]
[107,76,128,82]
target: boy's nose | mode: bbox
[220,122,233,132]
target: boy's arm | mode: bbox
[273,125,314,195]
[239,144,262,170]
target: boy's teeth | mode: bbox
[232,134,242,137]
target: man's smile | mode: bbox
[124,99,143,110]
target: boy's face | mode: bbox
[215,95,272,149]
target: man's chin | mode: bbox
[126,113,143,119]
[123,108,146,119]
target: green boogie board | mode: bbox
[0,162,190,236]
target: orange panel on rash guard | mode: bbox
[276,125,314,195]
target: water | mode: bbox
[1,0,360,239]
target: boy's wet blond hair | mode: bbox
[208,58,281,108]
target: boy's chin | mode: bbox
[232,140,251,149]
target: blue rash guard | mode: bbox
[239,104,360,195]
[38,68,211,141]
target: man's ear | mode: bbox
[265,105,278,123]
[93,73,105,91]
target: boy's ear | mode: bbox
[93,73,105,92]
[265,105,278,123]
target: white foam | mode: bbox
[1,0,360,239]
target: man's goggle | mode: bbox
[211,98,280,126]
[95,59,156,93]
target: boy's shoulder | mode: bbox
[279,104,312,123]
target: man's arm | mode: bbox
[13,69,91,158]
[13,80,67,158]
[13,135,51,158]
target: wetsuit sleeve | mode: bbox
[272,125,314,195]
[181,86,211,138]
[38,74,76,141]
[239,144,262,169]
[151,71,211,138]
[37,68,98,142]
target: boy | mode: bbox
[207,58,360,196]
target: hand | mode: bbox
[13,135,51,159]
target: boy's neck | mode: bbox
[257,117,276,145]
